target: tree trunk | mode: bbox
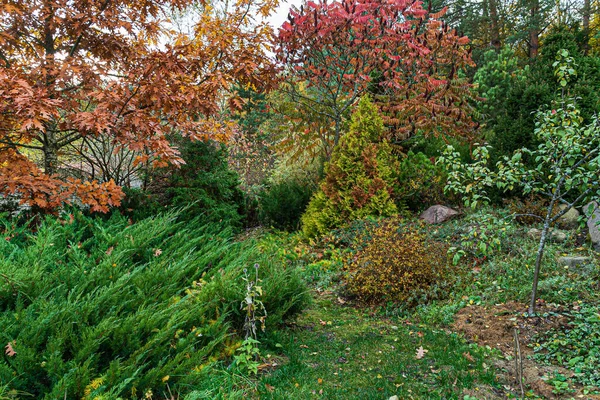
[44,132,59,175]
[583,0,591,31]
[489,0,501,50]
[529,0,540,58]
[529,201,555,315]
[582,0,591,54]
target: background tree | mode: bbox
[0,0,277,212]
[276,0,477,156]
[474,28,600,163]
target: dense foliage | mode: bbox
[259,179,314,231]
[345,218,450,305]
[392,151,448,211]
[302,97,397,237]
[0,212,308,398]
[150,138,247,228]
[0,0,277,212]
[476,29,600,162]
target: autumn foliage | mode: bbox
[276,0,477,146]
[345,218,449,305]
[0,0,276,212]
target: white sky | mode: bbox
[266,0,303,30]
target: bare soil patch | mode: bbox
[453,301,600,399]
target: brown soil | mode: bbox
[453,301,600,399]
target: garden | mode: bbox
[1,0,600,399]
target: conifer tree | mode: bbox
[302,97,397,237]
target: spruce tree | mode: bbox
[302,96,397,237]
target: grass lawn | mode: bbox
[254,293,498,400]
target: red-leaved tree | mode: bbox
[0,0,276,212]
[276,0,477,150]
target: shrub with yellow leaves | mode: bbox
[344,218,450,305]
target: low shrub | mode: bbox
[344,217,451,306]
[0,211,308,398]
[505,195,560,226]
[533,302,600,388]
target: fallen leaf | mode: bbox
[317,378,323,384]
[415,346,428,359]
[417,331,424,338]
[105,246,114,255]
[463,352,474,362]
[265,384,275,392]
[154,248,162,257]
[5,342,16,357]
[319,319,326,326]
[337,297,346,304]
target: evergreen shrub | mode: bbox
[0,211,308,398]
[259,179,314,231]
[128,138,247,228]
[301,96,398,237]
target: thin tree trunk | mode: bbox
[489,0,501,50]
[529,0,540,58]
[583,0,591,31]
[529,201,555,315]
[583,0,591,54]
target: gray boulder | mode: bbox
[556,205,580,229]
[584,202,600,251]
[557,256,593,272]
[527,228,567,243]
[419,205,459,224]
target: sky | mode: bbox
[267,0,303,31]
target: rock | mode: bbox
[556,205,580,229]
[419,205,459,224]
[557,256,593,269]
[527,228,567,243]
[584,202,600,251]
[389,396,399,400]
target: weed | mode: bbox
[533,303,600,388]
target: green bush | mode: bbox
[344,217,451,306]
[259,179,314,231]
[301,96,398,237]
[0,211,308,398]
[133,138,247,229]
[393,151,448,211]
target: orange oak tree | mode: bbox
[0,0,277,211]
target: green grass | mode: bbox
[254,295,498,399]
[249,208,600,398]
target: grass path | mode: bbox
[254,293,498,399]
